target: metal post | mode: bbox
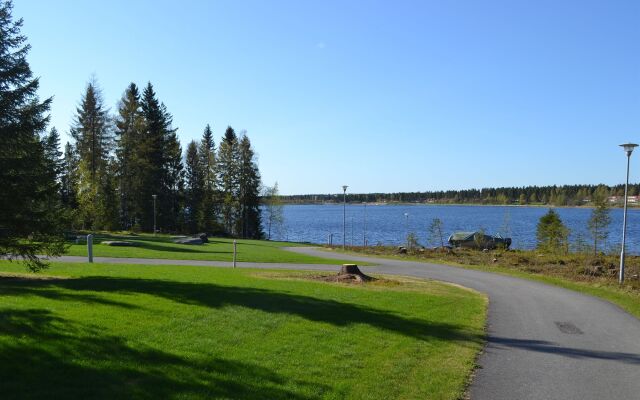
[620,154,632,284]
[87,234,93,263]
[363,202,367,247]
[404,212,409,248]
[342,185,348,249]
[152,194,157,236]
[233,240,237,268]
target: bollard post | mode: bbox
[87,234,93,263]
[233,240,237,268]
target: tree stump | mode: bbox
[340,264,362,275]
[332,264,375,283]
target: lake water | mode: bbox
[264,204,640,254]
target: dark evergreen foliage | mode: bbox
[2,2,262,245]
[237,134,263,239]
[0,0,66,271]
[218,126,239,234]
[184,140,204,233]
[114,83,145,229]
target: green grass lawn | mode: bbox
[63,233,357,265]
[0,261,486,400]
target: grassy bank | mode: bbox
[0,261,485,399]
[332,246,640,319]
[63,233,356,265]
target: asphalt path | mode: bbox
[47,249,640,400]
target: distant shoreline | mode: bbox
[280,202,637,209]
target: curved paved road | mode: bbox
[286,247,640,400]
[49,249,640,399]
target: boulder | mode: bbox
[198,233,209,243]
[101,241,135,247]
[173,237,203,245]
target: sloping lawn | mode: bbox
[0,261,486,400]
[63,233,355,264]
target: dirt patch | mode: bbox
[317,272,377,283]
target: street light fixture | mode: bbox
[619,143,638,284]
[342,185,348,249]
[152,194,157,236]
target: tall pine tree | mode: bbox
[60,141,79,223]
[198,124,220,233]
[184,140,204,233]
[217,126,239,235]
[0,0,66,271]
[139,83,183,233]
[161,103,184,232]
[237,133,263,238]
[70,79,114,229]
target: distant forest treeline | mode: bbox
[281,184,640,206]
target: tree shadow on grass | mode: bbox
[0,276,483,344]
[0,278,140,309]
[0,309,323,400]
[133,241,230,255]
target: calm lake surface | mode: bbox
[265,204,640,254]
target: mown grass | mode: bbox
[63,233,357,264]
[0,261,486,400]
[334,246,640,319]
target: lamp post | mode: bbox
[619,143,638,284]
[342,185,348,249]
[152,194,157,236]
[404,212,409,248]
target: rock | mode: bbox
[198,233,209,243]
[173,237,203,245]
[101,241,135,247]
[492,258,498,263]
[397,246,407,254]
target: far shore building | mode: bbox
[608,195,640,204]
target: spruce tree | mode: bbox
[43,127,63,182]
[0,0,66,271]
[60,142,79,222]
[184,140,204,233]
[217,126,239,234]
[237,134,262,238]
[161,103,184,233]
[198,124,219,232]
[139,83,183,233]
[70,80,113,229]
[139,82,165,231]
[114,83,145,229]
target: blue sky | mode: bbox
[15,0,640,195]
